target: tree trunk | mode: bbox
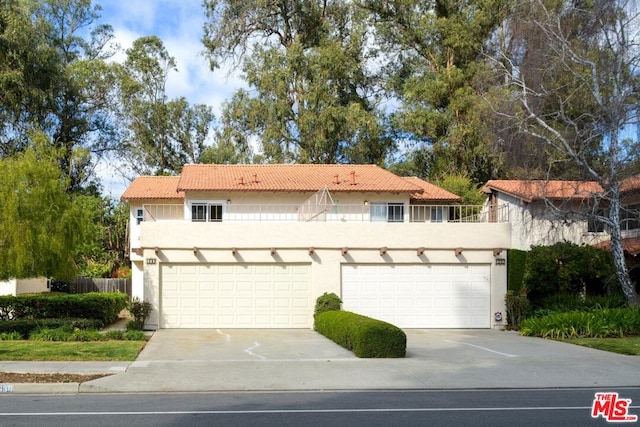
[608,195,640,306]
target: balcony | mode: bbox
[141,203,509,224]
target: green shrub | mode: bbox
[315,310,406,358]
[505,288,530,328]
[0,332,22,340]
[0,318,103,338]
[531,294,628,317]
[123,330,146,341]
[314,292,342,317]
[126,320,139,331]
[103,330,125,340]
[68,329,103,342]
[507,249,527,292]
[0,293,128,324]
[520,307,640,339]
[30,327,73,341]
[129,297,153,330]
[523,242,616,308]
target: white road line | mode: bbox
[0,406,603,416]
[444,340,518,358]
[244,341,266,360]
[216,329,231,342]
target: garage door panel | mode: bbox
[161,263,311,328]
[342,264,490,328]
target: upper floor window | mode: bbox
[430,206,443,223]
[371,202,404,222]
[136,209,144,225]
[622,204,640,231]
[191,203,223,222]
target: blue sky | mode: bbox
[96,1,244,197]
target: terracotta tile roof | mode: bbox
[121,176,183,200]
[176,164,424,194]
[483,180,602,202]
[621,174,640,194]
[403,177,462,202]
[593,237,640,255]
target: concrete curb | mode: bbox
[1,382,80,394]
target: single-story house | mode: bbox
[122,164,511,330]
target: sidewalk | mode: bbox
[1,329,640,394]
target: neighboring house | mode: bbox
[122,164,511,330]
[594,175,640,282]
[0,278,50,296]
[482,180,607,250]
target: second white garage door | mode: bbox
[160,263,311,328]
[342,264,491,328]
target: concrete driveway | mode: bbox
[80,328,640,393]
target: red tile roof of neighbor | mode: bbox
[121,176,183,200]
[621,174,640,194]
[594,237,640,255]
[483,180,603,202]
[403,177,462,202]
[176,164,425,194]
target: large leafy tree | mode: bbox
[202,0,394,164]
[0,0,120,192]
[0,138,86,280]
[492,0,640,305]
[362,0,508,182]
[118,36,215,175]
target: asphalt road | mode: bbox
[1,388,639,426]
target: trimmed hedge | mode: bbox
[0,292,128,325]
[0,318,104,339]
[315,310,406,358]
[314,292,342,317]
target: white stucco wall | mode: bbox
[0,278,49,296]
[491,192,607,250]
[136,221,511,330]
[0,279,17,296]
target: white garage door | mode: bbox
[342,264,491,328]
[161,264,311,328]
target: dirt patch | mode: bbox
[0,372,110,383]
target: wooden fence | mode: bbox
[73,277,132,299]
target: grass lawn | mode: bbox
[0,341,146,361]
[560,336,640,356]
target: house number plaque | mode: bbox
[146,258,157,265]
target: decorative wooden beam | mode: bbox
[454,247,464,256]
[417,247,425,256]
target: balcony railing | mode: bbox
[142,203,509,223]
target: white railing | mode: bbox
[141,204,510,223]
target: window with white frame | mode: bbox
[191,202,224,222]
[136,208,144,225]
[370,202,405,222]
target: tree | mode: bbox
[118,36,215,175]
[73,196,128,277]
[0,0,121,192]
[362,0,508,183]
[492,0,640,305]
[202,0,394,164]
[0,138,86,280]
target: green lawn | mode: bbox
[560,336,640,356]
[0,341,146,361]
